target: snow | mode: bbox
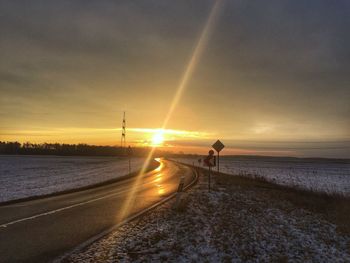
[65,169,350,262]
[172,156,350,195]
[0,155,146,203]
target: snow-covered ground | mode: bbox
[65,172,350,262]
[172,156,350,195]
[0,155,147,203]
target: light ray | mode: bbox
[116,146,156,222]
[116,0,222,222]
[162,0,223,129]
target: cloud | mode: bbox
[0,0,349,158]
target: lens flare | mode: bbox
[117,0,222,223]
[151,130,164,146]
[162,0,223,129]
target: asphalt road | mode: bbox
[0,159,195,263]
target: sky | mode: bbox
[0,0,349,158]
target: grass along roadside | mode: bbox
[211,167,350,236]
[171,157,350,197]
[65,167,350,262]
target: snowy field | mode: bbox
[66,173,350,262]
[172,156,350,195]
[0,155,147,203]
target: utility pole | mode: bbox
[128,145,132,174]
[121,111,126,149]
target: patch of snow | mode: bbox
[66,173,350,262]
[0,155,146,202]
[172,157,350,195]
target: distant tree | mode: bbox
[0,141,170,157]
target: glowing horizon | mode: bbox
[0,1,349,159]
[0,126,211,145]
[1,125,349,158]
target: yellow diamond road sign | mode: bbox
[212,140,225,153]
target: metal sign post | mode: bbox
[212,140,225,173]
[208,166,211,192]
[204,150,216,192]
[217,151,220,173]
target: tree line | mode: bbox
[0,141,168,157]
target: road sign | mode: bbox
[212,140,225,153]
[204,150,216,167]
[204,155,216,167]
[212,140,225,173]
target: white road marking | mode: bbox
[0,162,178,229]
[0,188,130,228]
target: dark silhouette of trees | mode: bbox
[0,141,168,157]
[0,141,21,154]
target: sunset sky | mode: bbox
[0,0,349,158]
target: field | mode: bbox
[66,168,350,262]
[172,156,350,196]
[2,155,348,203]
[0,155,145,203]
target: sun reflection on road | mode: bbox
[155,174,162,182]
[157,185,165,195]
[154,159,166,195]
[154,158,163,172]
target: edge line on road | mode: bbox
[0,189,131,228]
[0,164,180,228]
[53,163,199,263]
[0,160,161,207]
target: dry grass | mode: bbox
[194,166,350,235]
[67,164,350,262]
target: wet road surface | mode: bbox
[0,159,195,263]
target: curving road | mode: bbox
[0,159,195,263]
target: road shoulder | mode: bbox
[64,168,350,262]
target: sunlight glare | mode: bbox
[116,0,222,224]
[151,130,164,146]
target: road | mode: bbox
[0,159,195,263]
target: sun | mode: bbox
[151,130,164,146]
